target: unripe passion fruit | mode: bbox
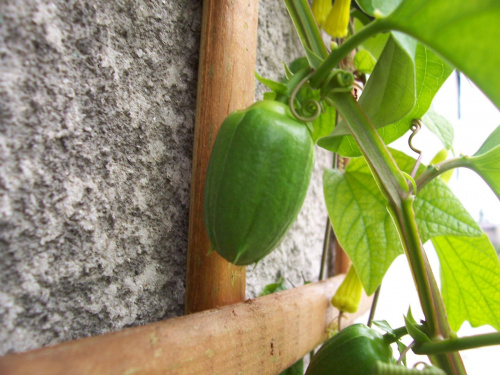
[203,100,314,265]
[306,324,393,375]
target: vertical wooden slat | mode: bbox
[185,0,259,313]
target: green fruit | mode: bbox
[203,100,314,265]
[306,324,393,375]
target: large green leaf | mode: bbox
[432,234,500,331]
[319,44,452,156]
[377,46,453,146]
[414,179,482,243]
[385,0,500,110]
[464,125,500,200]
[345,35,417,131]
[322,149,481,293]
[323,166,403,294]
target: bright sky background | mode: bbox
[357,73,500,374]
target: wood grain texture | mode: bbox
[185,0,260,313]
[0,275,372,375]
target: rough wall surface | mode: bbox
[0,0,330,355]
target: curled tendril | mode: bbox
[409,119,423,155]
[288,69,354,123]
[322,69,355,97]
[409,119,424,181]
[289,72,322,122]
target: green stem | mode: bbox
[330,93,437,329]
[384,326,409,343]
[328,92,409,203]
[414,332,500,355]
[398,197,442,335]
[283,0,328,59]
[330,92,467,375]
[309,20,388,88]
[416,157,468,191]
[367,286,381,327]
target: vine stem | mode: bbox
[330,92,467,375]
[416,156,469,191]
[414,332,500,355]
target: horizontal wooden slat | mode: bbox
[0,275,372,375]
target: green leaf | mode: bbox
[322,150,482,293]
[352,8,373,27]
[304,46,325,69]
[377,44,453,145]
[474,124,500,157]
[414,178,481,243]
[317,130,361,157]
[355,0,403,17]
[260,277,286,296]
[311,103,336,143]
[287,57,310,76]
[372,320,396,335]
[421,109,454,150]
[323,166,404,294]
[263,92,277,101]
[464,125,500,200]
[404,312,431,344]
[335,34,416,131]
[432,234,500,331]
[396,342,408,366]
[354,49,376,74]
[385,0,500,110]
[255,71,288,94]
[280,358,304,375]
[358,35,416,128]
[319,43,453,156]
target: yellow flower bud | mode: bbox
[331,265,363,313]
[312,0,332,27]
[324,0,351,38]
[430,148,453,183]
[430,148,449,165]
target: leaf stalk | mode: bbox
[414,332,500,355]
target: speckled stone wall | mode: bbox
[0,0,330,355]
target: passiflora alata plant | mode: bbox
[203,0,500,374]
